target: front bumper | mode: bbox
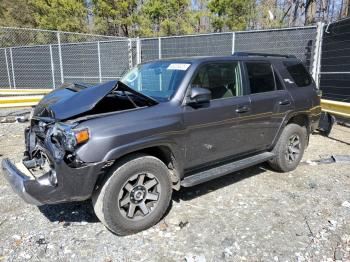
[2,157,105,206]
[2,159,42,205]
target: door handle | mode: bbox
[279,99,291,106]
[235,106,250,113]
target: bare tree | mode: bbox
[341,0,349,17]
[288,0,301,26]
[305,0,317,25]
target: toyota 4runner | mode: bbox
[2,53,321,235]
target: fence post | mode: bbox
[49,45,56,89]
[4,49,11,88]
[158,37,162,59]
[231,32,235,54]
[57,32,64,84]
[136,37,141,64]
[158,37,162,90]
[97,41,102,83]
[128,39,133,69]
[9,48,16,89]
[312,22,324,88]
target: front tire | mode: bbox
[92,154,172,235]
[268,123,307,172]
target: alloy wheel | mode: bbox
[285,134,301,163]
[118,173,161,220]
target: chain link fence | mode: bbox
[235,26,317,71]
[140,26,317,72]
[0,27,130,89]
[0,26,319,89]
[140,32,234,62]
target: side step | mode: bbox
[181,152,275,187]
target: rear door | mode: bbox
[183,61,251,169]
[240,60,294,152]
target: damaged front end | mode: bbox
[2,80,157,205]
[2,119,106,205]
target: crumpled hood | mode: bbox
[33,80,157,121]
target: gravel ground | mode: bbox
[0,109,349,262]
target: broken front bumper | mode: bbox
[2,159,42,205]
[1,157,105,206]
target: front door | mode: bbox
[183,61,251,170]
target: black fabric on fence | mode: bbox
[320,17,350,102]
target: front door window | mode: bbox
[191,62,242,99]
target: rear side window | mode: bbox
[283,61,312,87]
[245,62,276,94]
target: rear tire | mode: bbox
[268,123,307,172]
[92,154,172,235]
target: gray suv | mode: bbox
[2,53,321,235]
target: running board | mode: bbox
[181,152,275,187]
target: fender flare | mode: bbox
[270,111,310,149]
[102,136,185,177]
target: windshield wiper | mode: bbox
[116,81,158,106]
[122,90,139,108]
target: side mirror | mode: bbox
[188,87,211,105]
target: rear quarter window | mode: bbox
[283,61,313,87]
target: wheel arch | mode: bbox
[95,144,183,192]
[271,112,311,150]
[286,114,310,145]
[286,114,310,129]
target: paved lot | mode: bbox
[0,112,349,261]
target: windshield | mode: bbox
[121,61,191,102]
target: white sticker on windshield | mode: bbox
[167,63,191,71]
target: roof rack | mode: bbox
[232,52,296,59]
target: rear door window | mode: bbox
[245,62,276,94]
[283,61,313,87]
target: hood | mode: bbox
[33,80,157,121]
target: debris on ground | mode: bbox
[15,116,28,123]
[0,108,30,123]
[308,181,317,189]
[303,154,350,165]
[178,221,189,229]
[342,201,350,208]
[185,254,206,262]
[332,155,350,164]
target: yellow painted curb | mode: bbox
[0,95,43,108]
[0,102,38,108]
[321,99,350,118]
[0,88,50,91]
[0,89,52,95]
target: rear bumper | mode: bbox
[2,158,42,205]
